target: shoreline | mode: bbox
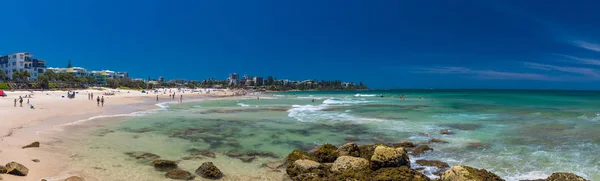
[0,88,241,181]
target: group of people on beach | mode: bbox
[87,93,104,107]
[14,96,34,109]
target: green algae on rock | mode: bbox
[371,166,431,181]
[370,145,410,169]
[438,165,504,181]
[165,169,194,180]
[337,142,360,157]
[286,149,310,164]
[196,162,224,179]
[311,143,339,163]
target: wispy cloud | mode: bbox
[413,67,553,81]
[572,40,600,52]
[554,54,600,66]
[524,62,600,78]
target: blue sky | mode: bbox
[1,0,599,89]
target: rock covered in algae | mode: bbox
[196,162,224,179]
[152,159,178,171]
[337,142,360,157]
[331,156,371,173]
[521,172,589,181]
[371,166,431,181]
[438,165,504,181]
[370,145,410,169]
[286,149,310,164]
[416,159,449,168]
[311,143,339,163]
[412,145,433,156]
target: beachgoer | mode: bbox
[156,95,159,102]
[27,99,30,105]
[180,95,183,103]
[312,99,315,102]
[101,96,104,107]
[97,96,100,106]
[91,93,94,100]
[19,96,23,107]
[14,99,17,107]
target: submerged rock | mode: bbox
[344,136,359,142]
[188,148,216,158]
[246,151,280,158]
[286,159,325,180]
[239,155,256,163]
[196,162,224,179]
[225,151,244,158]
[430,138,449,143]
[438,165,504,181]
[262,161,286,169]
[64,176,84,181]
[152,159,178,171]
[338,142,360,157]
[467,142,490,149]
[312,144,339,163]
[370,145,410,169]
[392,141,416,148]
[286,149,310,164]
[445,123,482,130]
[165,169,194,180]
[6,162,29,176]
[412,145,433,156]
[22,141,40,149]
[371,166,431,181]
[416,159,449,168]
[124,151,160,160]
[440,130,453,135]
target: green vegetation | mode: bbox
[0,83,9,89]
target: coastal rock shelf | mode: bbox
[283,143,590,181]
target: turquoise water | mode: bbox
[75,90,600,181]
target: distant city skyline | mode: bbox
[1,0,599,90]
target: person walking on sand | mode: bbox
[19,96,23,107]
[97,96,100,106]
[27,99,30,105]
[101,96,105,107]
[156,95,159,102]
[180,95,183,103]
[91,93,94,100]
[14,99,17,107]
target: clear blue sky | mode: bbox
[1,0,599,90]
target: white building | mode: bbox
[0,52,47,80]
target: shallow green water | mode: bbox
[75,90,600,180]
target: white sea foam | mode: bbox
[354,94,377,97]
[297,96,327,100]
[57,102,169,127]
[287,104,387,123]
[237,103,250,107]
[322,98,372,105]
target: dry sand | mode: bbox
[0,88,237,181]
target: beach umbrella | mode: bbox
[0,90,6,97]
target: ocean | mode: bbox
[64,90,600,181]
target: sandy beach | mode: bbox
[0,88,238,181]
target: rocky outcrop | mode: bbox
[358,144,378,160]
[312,143,339,163]
[64,176,84,181]
[165,169,193,180]
[412,145,433,156]
[6,162,29,176]
[438,165,504,181]
[286,159,325,180]
[0,165,7,174]
[416,159,449,168]
[370,145,410,169]
[152,159,178,171]
[196,162,224,179]
[371,166,431,181]
[22,141,40,149]
[338,142,360,157]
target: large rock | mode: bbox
[196,162,224,179]
[286,149,310,164]
[438,165,504,181]
[392,142,416,148]
[338,142,360,157]
[152,159,178,171]
[165,169,193,180]
[358,144,379,160]
[64,176,84,181]
[22,141,40,149]
[412,145,433,156]
[371,166,431,181]
[331,156,371,173]
[416,159,449,168]
[286,159,325,179]
[370,145,410,169]
[312,143,339,163]
[6,162,29,176]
